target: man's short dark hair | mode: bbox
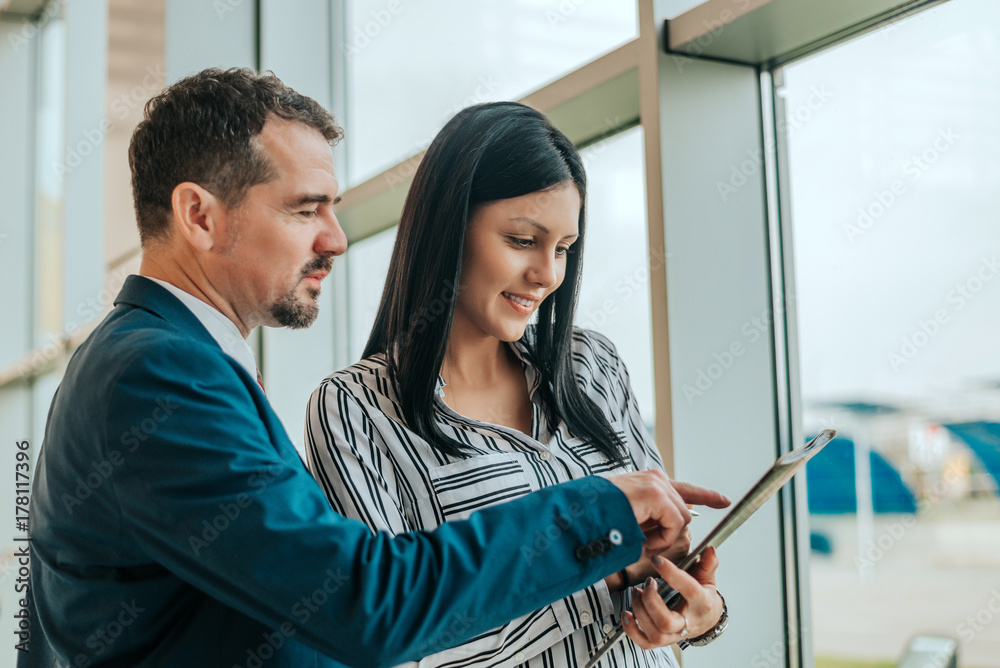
[129,67,343,246]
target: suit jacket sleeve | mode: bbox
[106,338,644,667]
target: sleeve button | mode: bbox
[603,623,613,633]
[608,529,623,545]
[580,611,592,624]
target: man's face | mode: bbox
[214,118,346,331]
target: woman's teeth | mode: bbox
[503,292,533,307]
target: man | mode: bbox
[22,68,729,667]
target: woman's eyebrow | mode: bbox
[508,216,578,241]
[508,216,549,234]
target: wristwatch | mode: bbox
[678,591,728,649]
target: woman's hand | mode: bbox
[622,547,723,650]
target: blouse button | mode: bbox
[539,451,552,461]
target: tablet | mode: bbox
[584,428,836,666]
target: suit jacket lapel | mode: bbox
[114,274,218,348]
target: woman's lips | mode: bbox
[502,291,536,314]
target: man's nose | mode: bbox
[316,211,348,256]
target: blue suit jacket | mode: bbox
[20,275,642,667]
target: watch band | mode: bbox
[678,590,728,649]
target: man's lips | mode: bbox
[302,271,328,290]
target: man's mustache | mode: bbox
[301,255,334,278]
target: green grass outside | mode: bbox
[816,658,987,668]
[815,658,895,668]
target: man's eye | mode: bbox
[298,210,318,218]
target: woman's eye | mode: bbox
[508,236,533,248]
[555,246,573,257]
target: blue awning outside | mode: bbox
[805,436,917,514]
[942,421,1000,490]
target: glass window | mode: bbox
[576,127,656,427]
[35,15,67,351]
[782,1,1000,665]
[346,226,397,363]
[342,0,637,184]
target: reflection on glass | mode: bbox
[783,1,1000,665]
[342,0,637,185]
[347,226,397,363]
[35,16,66,347]
[576,127,655,427]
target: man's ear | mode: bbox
[170,182,224,252]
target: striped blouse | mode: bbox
[304,328,678,668]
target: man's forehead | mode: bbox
[258,117,335,164]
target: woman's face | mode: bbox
[453,183,581,343]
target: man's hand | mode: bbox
[608,472,730,556]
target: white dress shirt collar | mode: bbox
[144,276,258,380]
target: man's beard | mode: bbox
[269,256,333,329]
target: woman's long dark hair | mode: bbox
[364,101,628,465]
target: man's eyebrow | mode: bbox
[509,216,579,240]
[286,194,334,208]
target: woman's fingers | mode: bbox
[622,585,687,650]
[630,578,686,645]
[650,554,705,605]
[686,546,720,586]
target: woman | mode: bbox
[305,102,726,667]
